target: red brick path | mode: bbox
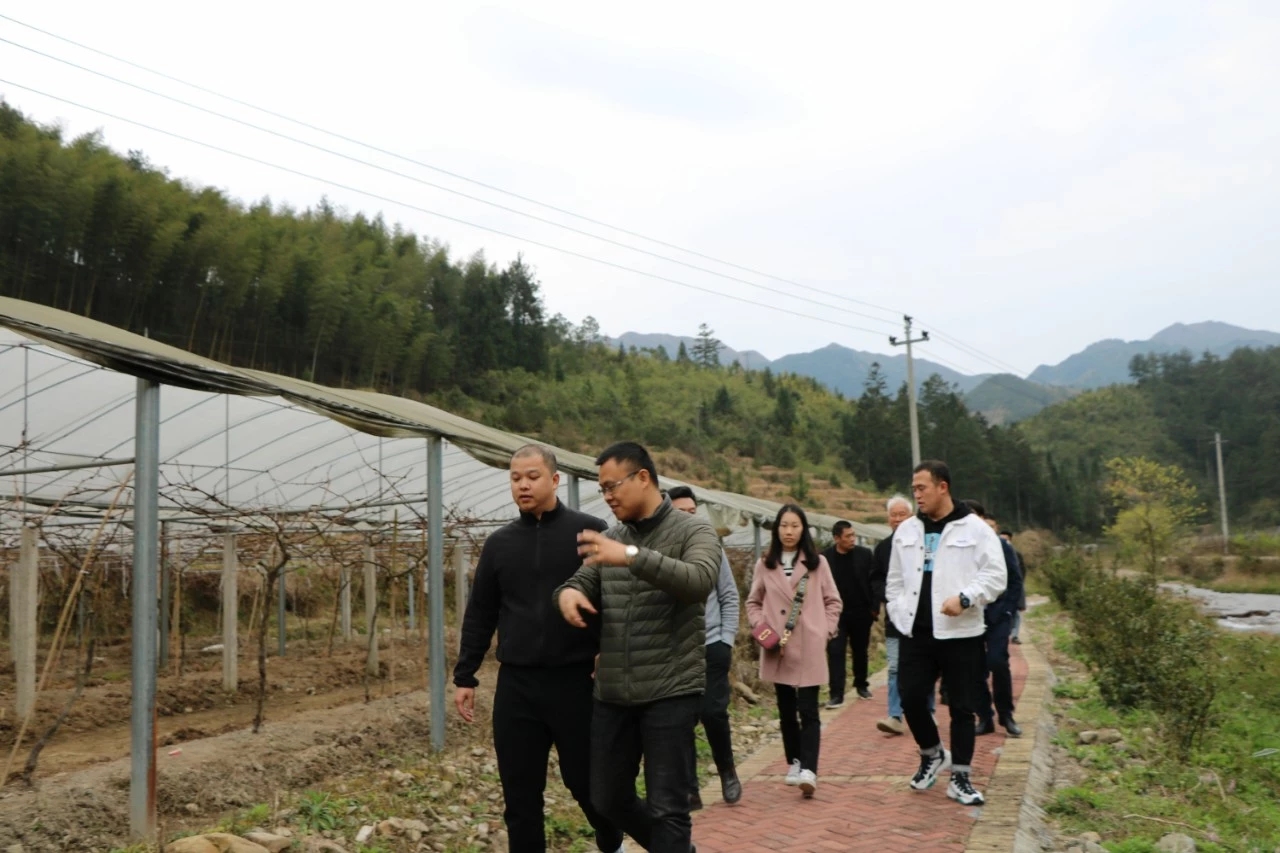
[692,646,1030,853]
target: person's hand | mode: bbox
[558,588,598,628]
[940,595,963,617]
[577,530,630,567]
[455,687,476,723]
[591,653,600,680]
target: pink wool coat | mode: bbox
[745,555,843,688]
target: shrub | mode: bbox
[1041,541,1096,608]
[1070,574,1219,760]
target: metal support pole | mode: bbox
[222,534,238,690]
[889,316,929,468]
[159,521,170,669]
[752,520,762,567]
[567,473,580,511]
[340,565,352,641]
[427,435,446,751]
[1215,431,1230,554]
[277,553,287,658]
[130,378,160,841]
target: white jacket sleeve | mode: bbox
[963,524,1007,607]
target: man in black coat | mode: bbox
[453,445,623,853]
[963,502,1025,738]
[824,520,878,707]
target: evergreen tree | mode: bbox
[692,323,722,368]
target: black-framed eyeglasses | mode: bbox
[598,470,639,496]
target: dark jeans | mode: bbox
[493,663,623,853]
[827,611,874,697]
[775,684,821,772]
[591,694,700,853]
[899,633,985,768]
[978,617,1015,721]
[691,641,735,787]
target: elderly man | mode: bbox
[556,442,720,853]
[667,485,742,808]
[870,494,919,735]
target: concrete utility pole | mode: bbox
[1215,431,1229,554]
[889,315,929,467]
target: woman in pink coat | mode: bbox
[746,503,843,798]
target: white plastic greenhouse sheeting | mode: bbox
[0,333,618,538]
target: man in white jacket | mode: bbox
[886,460,1007,806]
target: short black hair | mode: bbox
[666,485,696,503]
[595,441,659,487]
[962,499,987,518]
[999,529,1014,538]
[832,520,853,537]
[511,443,558,473]
[914,459,951,489]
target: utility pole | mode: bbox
[1215,431,1229,554]
[889,315,929,467]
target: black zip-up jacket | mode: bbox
[983,539,1025,627]
[453,501,607,688]
[872,537,899,638]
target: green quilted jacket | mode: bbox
[555,497,721,705]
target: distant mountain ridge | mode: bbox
[1027,321,1280,388]
[611,321,1279,422]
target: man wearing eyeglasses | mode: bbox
[555,442,721,853]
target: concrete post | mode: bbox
[427,436,445,750]
[340,565,352,642]
[11,526,38,719]
[130,377,160,842]
[221,533,238,691]
[363,541,378,675]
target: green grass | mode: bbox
[1033,608,1280,852]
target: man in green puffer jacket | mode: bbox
[555,441,720,853]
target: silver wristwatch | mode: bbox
[624,545,639,563]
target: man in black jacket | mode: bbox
[453,445,623,853]
[963,502,1025,738]
[824,520,878,707]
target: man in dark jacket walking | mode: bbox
[964,504,1025,738]
[556,442,720,853]
[824,520,878,707]
[453,445,623,853]
[667,486,741,809]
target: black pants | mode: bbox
[493,663,623,853]
[827,611,874,698]
[898,633,985,768]
[591,694,700,853]
[977,617,1015,721]
[693,641,736,785]
[775,684,821,772]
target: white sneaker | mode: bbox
[947,771,985,805]
[785,759,802,786]
[910,747,951,791]
[798,769,817,798]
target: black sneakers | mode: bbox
[947,771,985,805]
[856,687,873,700]
[909,747,951,790]
[1000,715,1023,738]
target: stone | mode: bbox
[3,845,22,853]
[270,828,294,838]
[201,833,272,853]
[1077,731,1099,744]
[391,769,413,786]
[301,839,349,853]
[355,825,375,844]
[377,818,404,837]
[1155,833,1197,853]
[402,819,429,833]
[1080,833,1102,843]
[243,831,293,853]
[164,840,220,853]
[1097,729,1123,744]
[185,802,202,814]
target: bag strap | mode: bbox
[781,571,810,641]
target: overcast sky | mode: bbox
[2,2,1277,377]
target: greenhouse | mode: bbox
[0,295,887,838]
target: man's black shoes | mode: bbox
[1000,715,1023,738]
[975,717,996,736]
[857,687,873,700]
[721,769,742,804]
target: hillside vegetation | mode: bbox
[4,101,1278,533]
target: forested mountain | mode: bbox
[964,374,1079,425]
[608,332,771,370]
[769,343,988,397]
[3,101,1277,533]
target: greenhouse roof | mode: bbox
[0,296,889,544]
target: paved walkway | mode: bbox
[693,633,1049,853]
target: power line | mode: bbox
[0,13,1034,377]
[0,35,907,333]
[0,78,898,344]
